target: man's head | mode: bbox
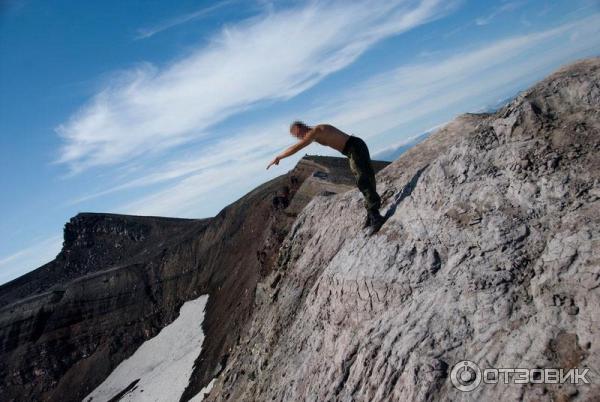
[290,120,311,139]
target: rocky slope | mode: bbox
[205,58,600,401]
[0,156,388,402]
[1,57,598,402]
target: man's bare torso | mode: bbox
[311,124,350,152]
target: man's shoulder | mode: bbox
[312,123,334,132]
[306,124,324,136]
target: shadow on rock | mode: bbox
[384,164,429,220]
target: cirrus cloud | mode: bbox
[55,0,457,173]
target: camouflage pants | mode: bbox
[342,136,381,211]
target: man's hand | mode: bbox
[267,156,281,169]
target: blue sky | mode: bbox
[1,0,599,284]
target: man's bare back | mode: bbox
[310,124,350,153]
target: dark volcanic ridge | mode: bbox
[0,155,388,402]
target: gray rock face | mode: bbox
[208,58,600,401]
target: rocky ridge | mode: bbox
[206,58,600,401]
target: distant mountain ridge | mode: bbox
[374,130,432,161]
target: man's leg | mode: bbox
[348,146,381,212]
[349,156,371,228]
[348,142,384,234]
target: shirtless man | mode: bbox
[267,121,384,234]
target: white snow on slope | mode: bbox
[84,295,209,402]
[188,378,216,402]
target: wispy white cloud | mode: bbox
[134,0,239,40]
[475,0,527,26]
[68,119,294,206]
[111,15,600,217]
[71,12,600,220]
[117,119,305,217]
[0,236,62,285]
[56,0,456,173]
[305,14,600,143]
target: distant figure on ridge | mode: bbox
[267,121,385,234]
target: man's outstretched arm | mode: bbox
[267,130,316,169]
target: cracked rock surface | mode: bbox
[207,58,600,401]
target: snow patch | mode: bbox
[189,378,216,402]
[84,295,209,402]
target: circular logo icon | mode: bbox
[450,360,482,392]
